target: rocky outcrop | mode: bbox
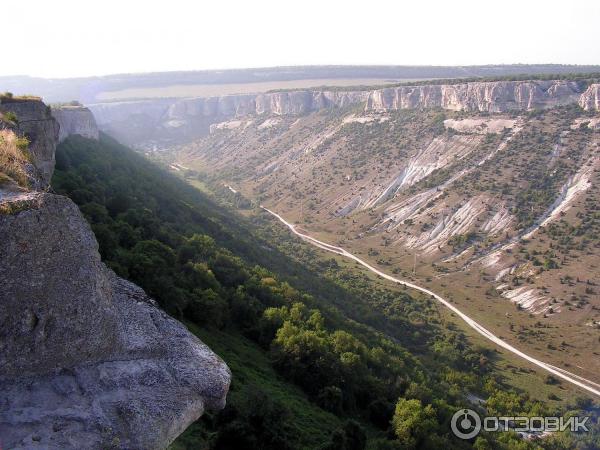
[51,105,100,142]
[88,91,368,146]
[166,90,368,119]
[88,80,593,131]
[87,79,599,147]
[90,90,367,125]
[579,84,600,111]
[0,98,59,188]
[365,80,583,112]
[0,100,230,449]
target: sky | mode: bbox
[3,0,600,78]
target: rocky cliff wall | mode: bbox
[0,99,59,188]
[365,80,584,112]
[51,105,100,142]
[0,100,230,449]
[88,91,369,146]
[87,79,599,147]
[579,84,600,111]
[89,90,368,125]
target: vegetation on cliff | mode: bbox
[0,128,31,187]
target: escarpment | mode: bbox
[0,100,230,449]
[90,90,368,123]
[365,80,583,112]
[51,104,100,142]
[88,79,600,148]
[0,97,59,188]
[88,90,369,145]
[580,84,600,111]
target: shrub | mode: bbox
[0,130,30,187]
[2,111,18,124]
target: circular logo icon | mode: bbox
[451,408,481,439]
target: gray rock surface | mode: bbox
[0,99,59,188]
[0,100,231,449]
[0,193,118,377]
[51,106,100,142]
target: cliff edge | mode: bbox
[87,78,600,148]
[51,104,100,142]
[0,96,58,188]
[0,98,230,449]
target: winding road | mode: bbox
[262,206,600,398]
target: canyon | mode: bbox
[164,79,600,388]
[3,71,600,448]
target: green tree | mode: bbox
[392,398,437,448]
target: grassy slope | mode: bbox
[171,325,342,449]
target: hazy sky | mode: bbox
[3,0,600,78]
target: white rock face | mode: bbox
[444,117,516,134]
[571,117,598,130]
[51,106,100,142]
[89,90,369,127]
[87,79,599,147]
[579,84,600,111]
[209,119,245,133]
[89,98,173,126]
[163,90,369,119]
[501,286,549,313]
[365,80,583,112]
[362,134,481,210]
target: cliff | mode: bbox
[0,98,59,188]
[87,79,599,147]
[90,90,367,126]
[365,80,583,112]
[88,91,368,145]
[579,84,600,111]
[51,105,100,142]
[0,101,230,449]
[162,89,365,120]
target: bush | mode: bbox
[0,130,30,187]
[2,111,18,123]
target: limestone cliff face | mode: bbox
[87,78,599,147]
[91,90,367,124]
[88,90,368,145]
[579,84,600,111]
[165,90,368,119]
[88,80,592,131]
[51,105,100,142]
[0,99,59,188]
[0,101,230,449]
[365,80,583,112]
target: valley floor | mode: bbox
[262,206,600,398]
